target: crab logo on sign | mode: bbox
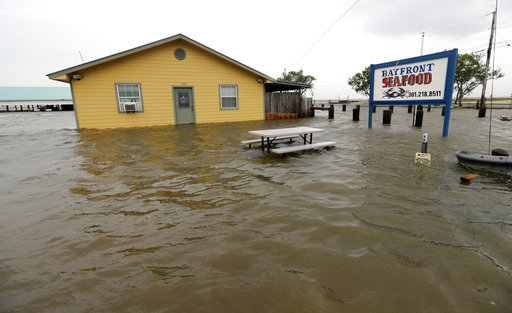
[384,87,406,98]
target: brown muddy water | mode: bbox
[1,107,512,313]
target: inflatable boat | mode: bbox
[456,150,512,176]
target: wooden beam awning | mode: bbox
[265,81,311,92]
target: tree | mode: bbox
[278,69,316,85]
[278,69,316,96]
[453,52,504,106]
[347,66,371,97]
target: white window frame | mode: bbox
[219,84,239,110]
[115,83,144,113]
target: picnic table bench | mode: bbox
[271,141,336,154]
[241,135,299,148]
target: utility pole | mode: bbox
[413,32,425,126]
[479,10,497,117]
[420,32,425,56]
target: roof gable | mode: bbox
[47,34,275,83]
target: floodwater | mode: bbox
[1,107,511,313]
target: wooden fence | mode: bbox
[264,92,313,120]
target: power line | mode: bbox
[462,41,511,54]
[291,0,360,68]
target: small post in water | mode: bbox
[415,110,424,127]
[415,133,431,167]
[383,110,392,124]
[353,107,360,121]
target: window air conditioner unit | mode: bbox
[124,103,136,113]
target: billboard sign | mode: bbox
[373,57,448,101]
[368,49,458,136]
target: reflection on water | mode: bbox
[1,109,512,312]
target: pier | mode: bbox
[0,104,73,112]
[0,87,73,113]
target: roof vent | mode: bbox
[174,48,186,60]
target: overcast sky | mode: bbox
[1,0,511,99]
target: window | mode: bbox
[116,83,143,113]
[219,85,238,109]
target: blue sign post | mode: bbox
[369,49,458,136]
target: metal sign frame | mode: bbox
[368,49,458,136]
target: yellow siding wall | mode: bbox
[71,39,265,129]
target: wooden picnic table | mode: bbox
[247,126,335,154]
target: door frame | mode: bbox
[172,85,196,124]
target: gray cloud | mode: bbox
[356,0,495,38]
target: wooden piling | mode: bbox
[383,110,392,124]
[478,107,486,118]
[352,108,359,121]
[415,110,423,127]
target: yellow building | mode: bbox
[47,34,283,129]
